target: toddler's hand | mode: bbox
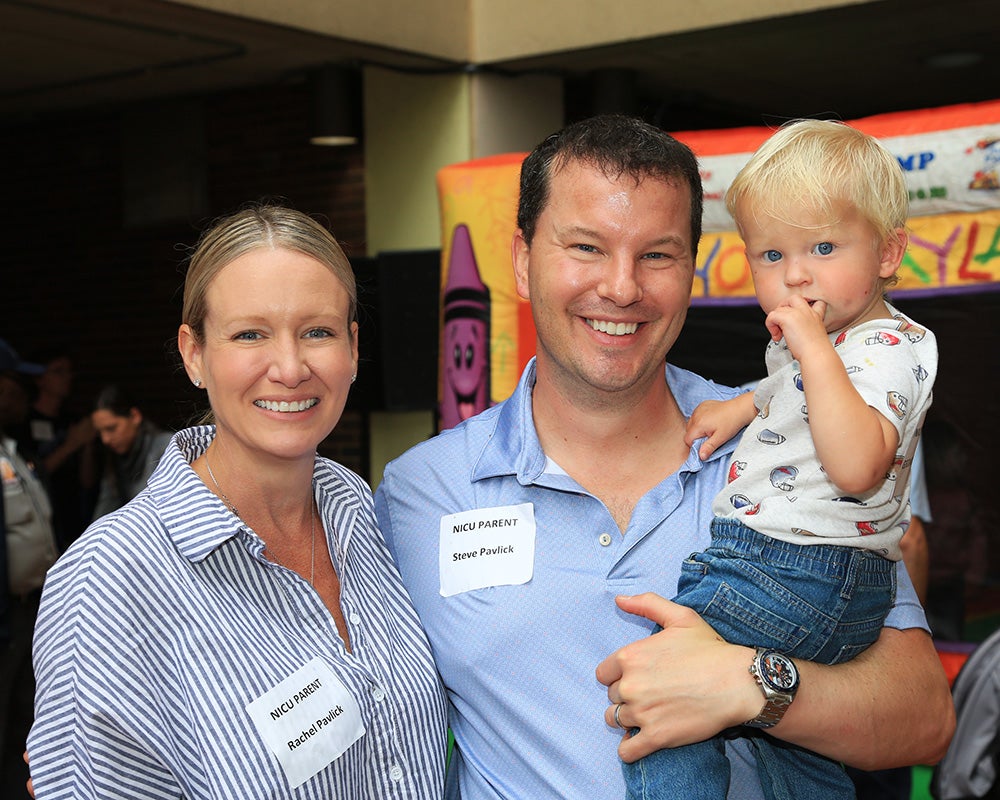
[685,400,729,461]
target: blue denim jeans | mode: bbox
[622,517,896,800]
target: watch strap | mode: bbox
[744,693,793,728]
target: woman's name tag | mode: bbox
[246,657,365,788]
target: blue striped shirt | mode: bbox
[30,426,447,799]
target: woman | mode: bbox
[29,205,448,798]
[90,384,173,522]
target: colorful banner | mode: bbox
[437,153,530,428]
[674,100,1000,232]
[436,100,1000,427]
[694,208,1000,303]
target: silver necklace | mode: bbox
[204,451,316,587]
[205,454,239,516]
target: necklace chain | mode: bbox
[205,455,239,516]
[204,450,316,587]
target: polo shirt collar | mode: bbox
[472,359,546,484]
[471,359,737,486]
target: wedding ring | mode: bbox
[614,702,625,729]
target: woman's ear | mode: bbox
[177,324,203,385]
[350,320,359,376]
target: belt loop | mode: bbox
[840,549,859,602]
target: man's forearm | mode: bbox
[773,627,954,769]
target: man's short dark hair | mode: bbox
[516,114,703,258]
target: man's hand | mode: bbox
[595,595,954,770]
[595,593,758,762]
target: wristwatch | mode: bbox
[745,647,800,728]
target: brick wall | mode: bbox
[1,80,369,476]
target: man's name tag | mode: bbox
[246,657,365,788]
[439,503,535,597]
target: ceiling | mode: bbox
[1,0,997,132]
[515,0,1000,130]
[0,0,452,124]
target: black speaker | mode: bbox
[374,249,441,412]
[347,256,383,412]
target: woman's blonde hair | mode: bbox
[725,119,909,246]
[182,203,357,345]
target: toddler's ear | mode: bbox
[879,228,908,278]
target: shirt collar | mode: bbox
[148,427,243,563]
[148,426,363,564]
[471,359,546,484]
[472,358,739,485]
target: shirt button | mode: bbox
[349,612,362,625]
[599,533,613,547]
[372,685,386,702]
[389,765,404,782]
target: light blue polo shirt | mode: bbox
[376,359,927,800]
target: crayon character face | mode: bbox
[443,315,489,426]
[865,331,900,347]
[895,319,926,343]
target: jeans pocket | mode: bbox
[699,579,813,653]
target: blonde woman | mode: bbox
[29,205,447,799]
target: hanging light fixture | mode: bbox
[309,64,361,146]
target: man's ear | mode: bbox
[512,230,531,302]
[879,228,908,279]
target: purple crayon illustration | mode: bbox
[439,223,491,430]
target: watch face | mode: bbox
[761,652,798,691]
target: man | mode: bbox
[0,339,58,794]
[11,350,96,550]
[374,115,953,798]
[901,441,931,605]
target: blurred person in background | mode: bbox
[89,383,173,522]
[12,350,97,550]
[0,339,57,796]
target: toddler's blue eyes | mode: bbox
[814,242,834,255]
[764,250,782,262]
